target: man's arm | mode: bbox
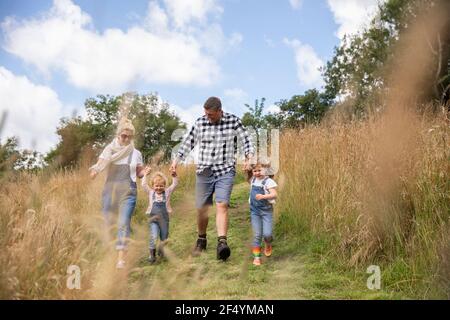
[235,117,255,169]
[171,122,199,172]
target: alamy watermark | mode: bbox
[366,265,381,290]
[66,265,81,290]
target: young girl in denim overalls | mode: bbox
[248,162,278,266]
[142,167,178,264]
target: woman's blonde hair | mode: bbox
[116,118,135,136]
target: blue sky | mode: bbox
[0,0,383,152]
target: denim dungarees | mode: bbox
[250,177,273,247]
[149,191,169,249]
[101,151,137,250]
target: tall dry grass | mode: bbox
[0,163,195,299]
[277,109,449,297]
[275,1,450,298]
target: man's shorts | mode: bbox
[195,167,236,209]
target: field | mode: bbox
[1,106,448,299]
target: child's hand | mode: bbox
[89,170,98,180]
[170,169,177,177]
[143,165,152,176]
[255,194,265,201]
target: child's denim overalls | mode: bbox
[250,177,273,247]
[149,191,169,250]
[101,151,137,250]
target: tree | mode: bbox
[242,98,266,132]
[0,137,20,177]
[128,94,185,163]
[47,93,185,168]
[322,0,450,114]
[275,89,333,128]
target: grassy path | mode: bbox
[113,180,402,300]
[124,181,307,299]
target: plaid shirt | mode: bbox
[176,112,254,177]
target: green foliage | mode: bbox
[129,94,185,163]
[0,137,46,177]
[322,0,450,114]
[0,137,19,177]
[242,98,266,132]
[48,93,185,168]
[275,89,333,128]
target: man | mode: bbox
[170,96,254,261]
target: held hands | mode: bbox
[169,160,177,176]
[242,155,254,172]
[242,159,250,172]
[143,165,152,176]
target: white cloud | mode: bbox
[163,0,223,29]
[266,104,280,114]
[1,0,239,93]
[224,88,249,112]
[327,0,385,39]
[171,103,203,127]
[0,66,63,152]
[284,38,324,88]
[289,0,303,10]
[224,88,248,101]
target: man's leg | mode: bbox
[197,205,210,235]
[214,169,235,260]
[216,202,228,237]
[193,169,214,255]
[192,205,210,256]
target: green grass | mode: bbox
[123,179,420,300]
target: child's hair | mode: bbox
[149,171,168,187]
[246,157,275,182]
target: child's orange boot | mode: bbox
[252,247,262,266]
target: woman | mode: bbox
[89,119,144,269]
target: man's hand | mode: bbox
[169,159,178,176]
[243,157,252,172]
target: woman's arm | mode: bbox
[89,158,108,179]
[89,144,112,179]
[136,164,145,179]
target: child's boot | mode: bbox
[252,247,262,266]
[148,249,157,264]
[263,236,273,257]
[157,243,165,258]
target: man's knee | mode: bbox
[216,201,229,208]
[198,205,210,217]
